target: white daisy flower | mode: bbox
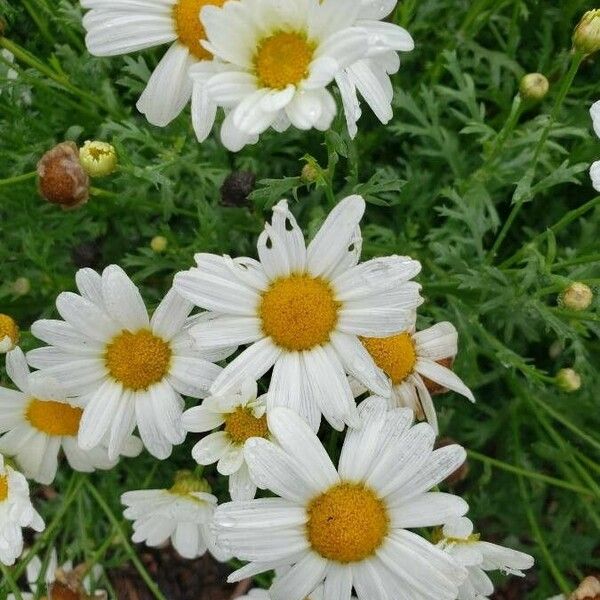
[214,398,469,600]
[182,378,268,501]
[121,471,230,561]
[0,454,44,566]
[355,322,475,433]
[27,265,230,460]
[336,0,414,138]
[80,0,229,126]
[190,0,370,151]
[174,195,423,432]
[0,348,142,485]
[591,100,600,191]
[437,517,534,600]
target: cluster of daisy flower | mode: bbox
[80,0,414,150]
[1,195,535,599]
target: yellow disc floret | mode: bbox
[0,474,8,502]
[255,32,315,89]
[0,314,20,352]
[224,407,269,444]
[173,0,225,60]
[260,275,339,351]
[307,483,389,563]
[26,399,83,437]
[361,332,417,385]
[105,329,172,391]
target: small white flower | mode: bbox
[214,398,469,600]
[355,322,474,433]
[121,472,230,561]
[175,195,423,432]
[190,0,369,151]
[437,517,534,600]
[0,348,141,485]
[28,265,233,460]
[0,454,45,566]
[591,100,600,192]
[80,0,229,126]
[336,0,414,138]
[182,379,268,501]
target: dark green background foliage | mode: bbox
[1,0,599,598]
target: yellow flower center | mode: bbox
[224,407,269,444]
[0,313,19,348]
[170,470,212,498]
[361,332,417,385]
[0,474,8,502]
[105,329,172,391]
[26,399,83,437]
[307,483,389,563]
[259,275,339,351]
[172,0,226,60]
[255,32,315,89]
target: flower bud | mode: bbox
[519,73,549,101]
[37,141,89,209]
[573,9,600,54]
[220,171,256,207]
[12,277,31,296]
[150,235,168,253]
[301,162,319,184]
[79,140,117,178]
[170,470,211,495]
[570,575,600,599]
[0,314,19,353]
[556,368,581,392]
[559,282,593,311]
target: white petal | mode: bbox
[591,161,600,192]
[269,552,328,600]
[415,359,475,402]
[192,431,231,465]
[413,322,458,361]
[101,265,149,330]
[390,492,468,528]
[150,289,192,340]
[189,314,262,348]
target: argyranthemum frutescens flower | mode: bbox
[190,0,370,151]
[121,470,230,561]
[336,0,414,138]
[182,378,268,501]
[80,0,228,126]
[436,517,534,600]
[214,399,469,600]
[174,195,423,432]
[28,265,231,459]
[591,100,600,191]
[0,454,44,566]
[0,348,142,485]
[355,321,475,433]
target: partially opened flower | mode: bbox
[0,348,142,485]
[591,100,600,191]
[357,322,475,433]
[80,0,227,126]
[336,0,414,138]
[0,454,45,566]
[121,471,230,561]
[182,379,269,500]
[437,517,534,600]
[175,195,423,432]
[28,266,231,459]
[214,399,469,600]
[0,314,19,353]
[190,0,369,151]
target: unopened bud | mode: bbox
[301,162,319,184]
[559,282,593,311]
[12,277,31,296]
[79,140,117,178]
[573,9,600,54]
[519,73,549,101]
[37,141,89,209]
[150,236,168,253]
[0,314,19,353]
[220,171,256,207]
[556,368,581,392]
[570,575,600,600]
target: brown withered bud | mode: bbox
[422,357,454,395]
[37,142,89,209]
[435,437,470,486]
[220,171,256,207]
[570,575,600,600]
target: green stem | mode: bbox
[0,563,23,599]
[488,52,585,261]
[0,171,36,187]
[85,480,168,600]
[467,450,597,497]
